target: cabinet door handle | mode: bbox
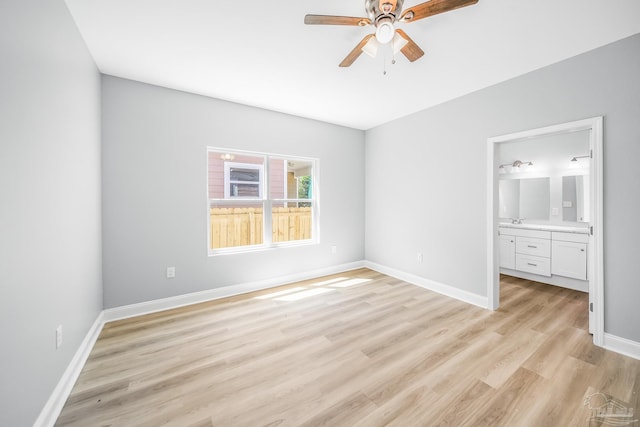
[527,245,537,248]
[581,249,585,252]
[510,240,514,243]
[527,263,537,267]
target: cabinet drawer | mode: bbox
[516,254,551,276]
[498,227,515,237]
[500,227,551,239]
[516,237,551,258]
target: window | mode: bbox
[224,162,263,198]
[208,149,317,254]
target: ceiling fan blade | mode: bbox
[304,14,371,26]
[339,34,375,67]
[395,29,424,62]
[400,0,478,23]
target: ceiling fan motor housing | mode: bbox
[365,0,404,22]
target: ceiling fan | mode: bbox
[304,0,478,67]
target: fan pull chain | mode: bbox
[382,43,396,76]
[383,48,387,75]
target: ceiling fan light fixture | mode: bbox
[362,36,380,58]
[375,20,395,44]
[392,32,408,54]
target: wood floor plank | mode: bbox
[424,379,495,426]
[55,270,640,426]
[476,327,546,389]
[354,385,440,427]
[523,326,586,378]
[464,367,544,426]
[513,355,597,426]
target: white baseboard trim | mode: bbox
[34,311,105,427]
[102,261,366,323]
[364,261,488,309]
[603,333,640,361]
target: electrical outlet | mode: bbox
[331,245,337,254]
[166,267,175,279]
[417,252,423,263]
[56,325,63,349]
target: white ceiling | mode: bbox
[64,0,640,130]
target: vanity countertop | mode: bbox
[499,223,589,234]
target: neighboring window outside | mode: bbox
[208,149,317,253]
[224,162,263,198]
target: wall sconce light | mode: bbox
[220,153,235,161]
[570,155,589,162]
[569,155,589,169]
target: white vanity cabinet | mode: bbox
[551,232,588,280]
[499,225,588,291]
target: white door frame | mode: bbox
[486,117,604,346]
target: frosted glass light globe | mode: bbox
[375,21,394,44]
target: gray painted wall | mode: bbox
[0,0,102,425]
[365,34,640,342]
[101,76,365,308]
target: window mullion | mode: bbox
[263,155,272,246]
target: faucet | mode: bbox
[511,218,523,224]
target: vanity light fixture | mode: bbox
[220,153,235,161]
[499,160,533,173]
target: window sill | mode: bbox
[208,239,318,257]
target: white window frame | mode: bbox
[207,148,319,256]
[223,162,264,199]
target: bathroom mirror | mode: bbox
[562,175,590,222]
[499,177,550,220]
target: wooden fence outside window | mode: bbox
[210,207,312,249]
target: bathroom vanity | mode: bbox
[499,224,589,292]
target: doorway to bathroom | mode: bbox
[487,117,604,346]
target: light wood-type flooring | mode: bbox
[56,269,640,426]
